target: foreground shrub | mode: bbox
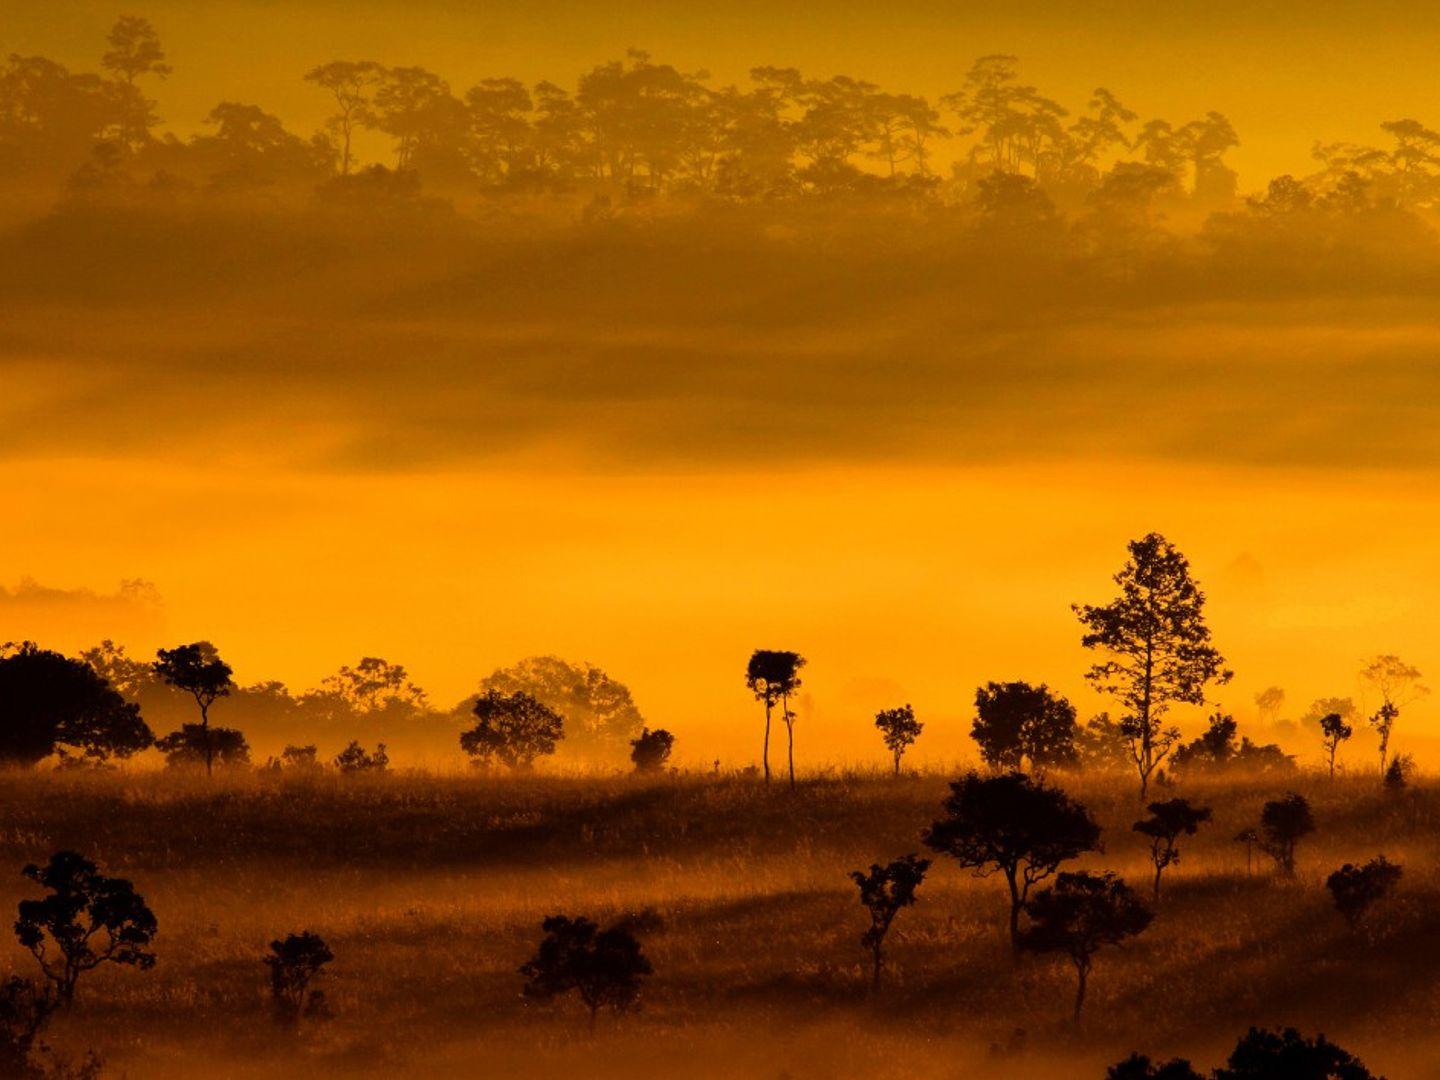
[1110,1026,1382,1079]
[14,851,157,1004]
[1326,857,1402,929]
[519,914,652,1029]
[264,931,334,1025]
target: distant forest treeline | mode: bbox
[6,15,1440,280]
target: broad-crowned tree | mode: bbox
[153,642,234,777]
[874,704,923,776]
[460,689,563,771]
[519,915,652,1030]
[850,854,929,990]
[1132,798,1211,900]
[1326,857,1401,929]
[971,681,1079,774]
[1258,793,1315,878]
[0,644,153,766]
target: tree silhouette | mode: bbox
[0,643,153,766]
[628,727,674,773]
[319,657,427,716]
[153,642,234,777]
[1213,1027,1380,1079]
[1233,827,1258,877]
[264,931,334,1025]
[1133,798,1212,900]
[1074,533,1232,799]
[1318,712,1354,780]
[970,681,1078,774]
[745,650,806,788]
[101,16,171,87]
[14,852,157,1005]
[519,915,652,1030]
[305,61,383,175]
[475,657,643,761]
[1258,793,1315,878]
[849,854,929,990]
[922,771,1100,955]
[1358,655,1427,780]
[1018,870,1151,1022]
[1326,857,1401,930]
[1170,711,1294,777]
[873,704,922,776]
[460,689,563,771]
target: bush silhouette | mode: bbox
[1132,798,1212,899]
[1019,870,1151,1022]
[264,931,334,1025]
[1107,1053,1202,1080]
[333,740,389,773]
[850,853,929,990]
[14,851,157,1005]
[1213,1026,1380,1079]
[519,914,652,1030]
[0,976,55,1078]
[460,689,564,770]
[155,724,250,769]
[970,681,1078,773]
[923,771,1101,955]
[629,727,674,773]
[1326,857,1402,929]
[1258,792,1315,878]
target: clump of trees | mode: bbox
[629,727,674,773]
[744,649,806,788]
[970,681,1077,774]
[873,704,922,775]
[1326,857,1402,929]
[14,852,157,1005]
[264,931,334,1025]
[471,657,644,763]
[1020,870,1151,1022]
[923,771,1100,954]
[0,643,153,767]
[1074,533,1232,799]
[1256,793,1315,878]
[1169,712,1293,777]
[333,740,389,774]
[1132,798,1212,900]
[519,915,653,1030]
[850,854,929,989]
[460,689,564,770]
[1109,1026,1382,1079]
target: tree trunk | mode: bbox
[872,943,883,991]
[1073,961,1089,1023]
[1153,860,1163,901]
[1006,872,1022,958]
[762,702,772,785]
[200,702,213,778]
[787,719,796,790]
[893,751,901,778]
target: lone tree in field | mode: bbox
[14,851,157,1005]
[264,931,334,1025]
[155,724,250,769]
[1359,654,1427,780]
[874,704,923,776]
[850,854,930,990]
[153,641,234,777]
[923,771,1101,955]
[460,689,564,770]
[629,727,674,773]
[1074,533,1232,800]
[0,643,153,767]
[1019,870,1152,1023]
[744,650,806,787]
[1132,798,1212,900]
[1213,1026,1380,1079]
[1318,711,1354,780]
[1258,792,1315,878]
[1326,857,1402,930]
[519,915,652,1030]
[971,681,1078,774]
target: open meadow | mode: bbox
[1,767,1435,1078]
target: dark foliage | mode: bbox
[874,704,923,775]
[333,740,389,773]
[1258,792,1315,878]
[1107,1052,1203,1080]
[850,853,929,989]
[1326,857,1402,929]
[264,931,334,1025]
[970,681,1078,773]
[155,724,250,769]
[460,689,564,770]
[519,914,652,1029]
[1213,1026,1381,1079]
[1133,798,1212,899]
[1170,712,1294,776]
[1019,870,1151,1022]
[0,643,153,766]
[629,727,675,773]
[153,642,234,777]
[923,771,1101,954]
[14,851,157,1004]
[745,649,806,787]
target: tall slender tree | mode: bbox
[745,650,805,787]
[1074,534,1232,799]
[1358,655,1427,779]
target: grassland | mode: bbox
[0,767,1434,1078]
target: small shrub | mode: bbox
[629,728,674,773]
[333,741,389,774]
[519,914,652,1029]
[264,931,334,1025]
[1326,856,1402,929]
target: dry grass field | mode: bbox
[0,767,1435,1078]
